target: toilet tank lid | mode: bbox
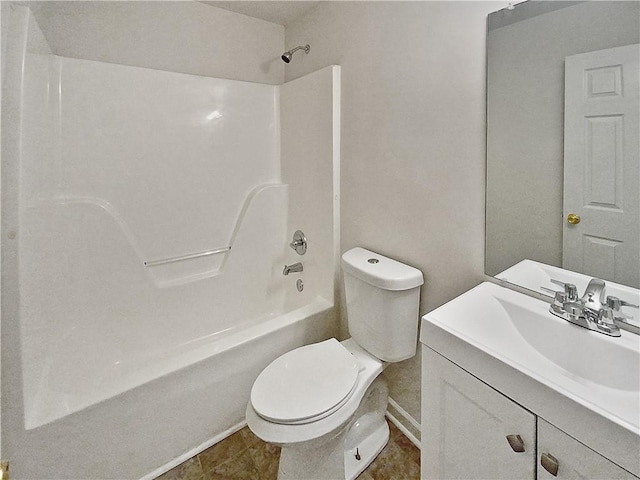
[341,247,424,291]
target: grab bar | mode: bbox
[144,246,231,267]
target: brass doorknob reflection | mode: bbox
[567,213,581,225]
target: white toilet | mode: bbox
[246,247,423,480]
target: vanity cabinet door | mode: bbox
[422,347,536,480]
[537,419,638,480]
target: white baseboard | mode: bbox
[386,397,421,449]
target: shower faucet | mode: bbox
[289,230,307,255]
[283,262,303,275]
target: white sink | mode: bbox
[499,297,638,392]
[421,282,640,475]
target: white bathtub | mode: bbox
[5,294,336,479]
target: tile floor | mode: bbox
[155,419,420,480]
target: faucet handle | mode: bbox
[540,286,560,295]
[606,296,638,319]
[540,286,566,304]
[606,296,639,309]
[541,286,569,316]
[289,230,307,255]
[549,279,579,302]
[596,307,621,335]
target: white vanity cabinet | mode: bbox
[537,419,638,480]
[422,346,639,480]
[422,348,535,479]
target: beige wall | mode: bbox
[15,1,284,84]
[285,1,503,427]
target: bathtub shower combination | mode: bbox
[1,6,340,479]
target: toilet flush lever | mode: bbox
[289,230,307,255]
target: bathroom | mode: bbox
[1,1,638,479]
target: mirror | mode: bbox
[485,1,640,291]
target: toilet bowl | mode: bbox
[246,247,423,480]
[246,338,389,480]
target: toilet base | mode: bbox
[276,376,389,480]
[276,421,389,480]
[344,419,389,480]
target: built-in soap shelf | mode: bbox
[144,246,231,267]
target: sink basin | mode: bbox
[421,282,640,434]
[499,298,639,392]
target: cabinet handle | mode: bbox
[506,434,525,452]
[541,452,559,477]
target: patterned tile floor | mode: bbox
[156,419,420,480]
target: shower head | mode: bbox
[281,44,310,63]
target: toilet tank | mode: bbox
[341,247,424,363]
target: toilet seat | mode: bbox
[250,339,361,425]
[246,338,385,445]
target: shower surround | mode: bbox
[1,6,340,478]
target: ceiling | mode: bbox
[200,1,321,26]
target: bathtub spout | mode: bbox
[283,262,303,275]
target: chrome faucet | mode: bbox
[546,278,620,336]
[283,262,303,275]
[581,278,606,314]
[544,277,639,337]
